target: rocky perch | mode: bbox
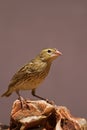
[0,98,87,130]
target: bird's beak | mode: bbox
[51,49,62,59]
[55,50,62,56]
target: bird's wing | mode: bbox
[9,58,46,87]
[8,61,36,87]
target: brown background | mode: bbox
[0,1,87,124]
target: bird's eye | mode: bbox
[47,49,51,53]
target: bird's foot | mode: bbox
[17,96,30,110]
[46,99,55,105]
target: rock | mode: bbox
[0,123,9,130]
[8,98,87,130]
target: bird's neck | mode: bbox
[35,56,52,73]
[42,61,52,76]
[36,54,52,65]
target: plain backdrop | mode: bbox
[0,0,87,124]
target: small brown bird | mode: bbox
[1,48,62,105]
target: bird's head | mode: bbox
[38,48,62,62]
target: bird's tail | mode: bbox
[1,89,12,97]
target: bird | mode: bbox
[1,48,62,107]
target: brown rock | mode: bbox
[0,123,9,130]
[9,98,87,130]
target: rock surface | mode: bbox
[7,98,87,130]
[0,123,9,130]
[0,98,87,130]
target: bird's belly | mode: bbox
[15,77,44,91]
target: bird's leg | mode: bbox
[32,89,47,100]
[16,91,30,109]
[32,89,54,105]
[16,90,23,109]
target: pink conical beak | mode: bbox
[55,49,62,56]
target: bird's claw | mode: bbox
[18,97,30,110]
[46,99,54,105]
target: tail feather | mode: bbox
[1,89,12,97]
